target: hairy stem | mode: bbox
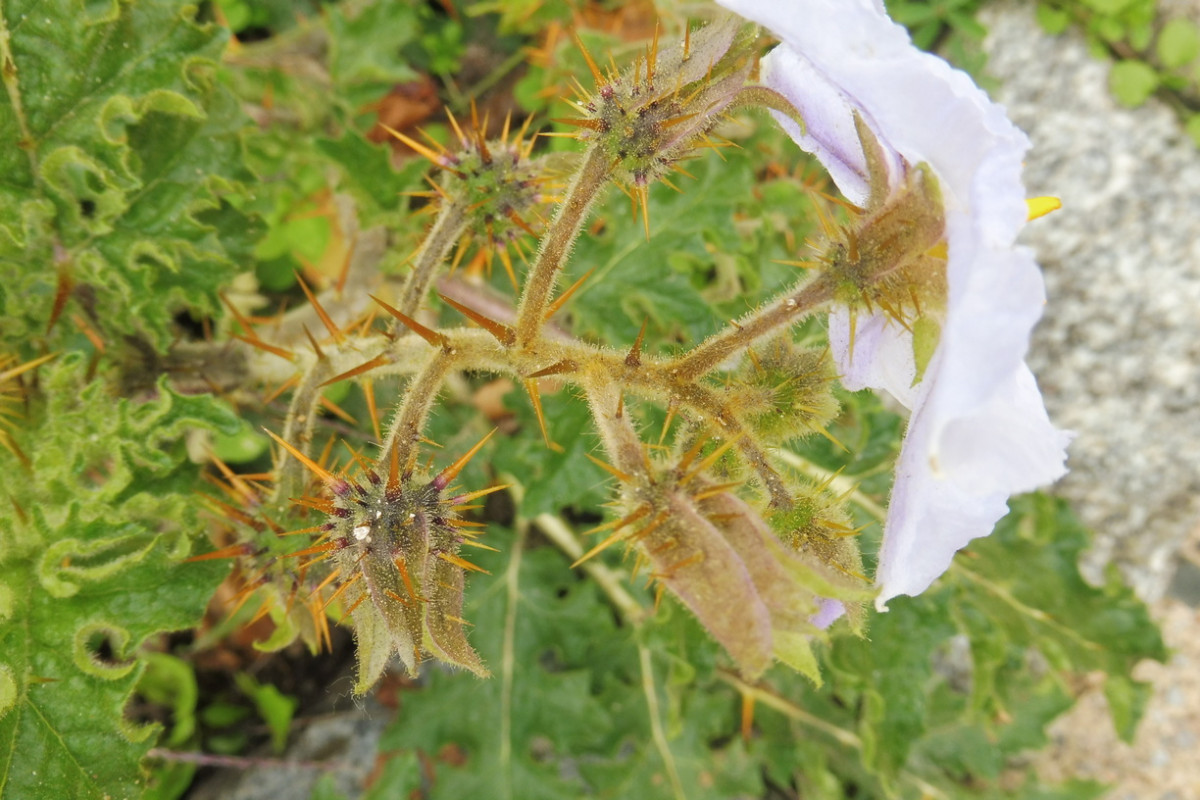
[398,200,470,318]
[514,143,615,345]
[273,358,336,501]
[668,272,836,380]
[380,347,459,477]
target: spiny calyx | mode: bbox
[727,336,840,443]
[270,429,501,691]
[562,17,757,192]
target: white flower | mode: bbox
[715,0,1071,609]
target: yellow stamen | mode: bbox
[1026,196,1062,221]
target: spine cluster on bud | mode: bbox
[204,14,953,691]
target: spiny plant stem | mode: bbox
[398,200,470,318]
[381,348,459,477]
[584,380,646,483]
[274,358,337,501]
[665,381,793,507]
[514,143,615,345]
[667,272,837,380]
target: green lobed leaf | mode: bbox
[0,357,235,800]
[0,0,260,354]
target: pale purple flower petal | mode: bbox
[715,0,1071,608]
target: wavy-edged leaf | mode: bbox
[0,0,258,353]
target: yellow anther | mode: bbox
[1026,196,1062,221]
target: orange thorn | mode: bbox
[625,318,648,367]
[681,435,743,484]
[523,379,563,453]
[571,526,629,568]
[584,453,636,484]
[71,313,105,352]
[448,483,511,504]
[571,31,605,87]
[506,208,538,238]
[0,352,57,384]
[232,334,295,362]
[382,123,451,168]
[690,480,744,502]
[445,107,467,147]
[335,238,357,294]
[543,268,593,321]
[319,354,390,387]
[386,442,401,494]
[319,395,357,425]
[277,524,327,537]
[393,556,425,602]
[370,294,447,348]
[320,572,362,612]
[295,273,344,345]
[384,588,413,607]
[263,374,301,405]
[46,266,73,336]
[280,541,338,559]
[526,359,577,379]
[446,518,487,529]
[301,324,325,360]
[628,512,669,542]
[219,291,257,336]
[432,428,497,490]
[438,293,515,346]
[362,378,382,442]
[265,429,339,486]
[437,551,491,575]
[657,403,677,447]
[551,116,605,132]
[343,592,369,617]
[741,692,756,741]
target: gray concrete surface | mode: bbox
[984,2,1200,602]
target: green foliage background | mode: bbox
[0,1,1169,799]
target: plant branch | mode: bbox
[667,271,837,380]
[514,143,615,345]
[397,199,469,318]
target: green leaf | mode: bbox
[360,750,421,800]
[327,1,421,108]
[1108,60,1159,107]
[0,0,260,353]
[234,674,299,754]
[1157,18,1200,69]
[1102,675,1153,743]
[0,357,234,800]
[1036,5,1072,35]
[490,388,609,517]
[379,534,761,799]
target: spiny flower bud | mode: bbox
[386,112,550,280]
[581,432,870,681]
[766,479,866,595]
[266,429,500,692]
[824,124,947,330]
[560,17,756,196]
[727,336,839,443]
